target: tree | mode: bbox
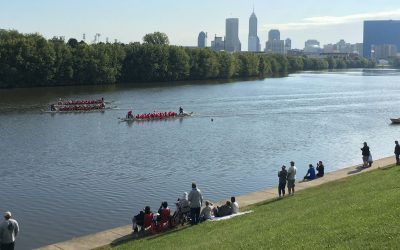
[217,52,236,78]
[142,32,169,45]
[67,38,79,49]
[167,46,190,81]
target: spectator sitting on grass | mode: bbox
[231,197,239,214]
[212,201,232,217]
[143,206,154,229]
[303,164,316,181]
[316,161,325,177]
[132,209,145,233]
[158,201,171,224]
[200,201,213,222]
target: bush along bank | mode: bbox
[0,30,375,88]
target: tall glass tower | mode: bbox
[198,31,207,48]
[225,18,241,52]
[248,11,260,52]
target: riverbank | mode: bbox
[37,155,396,250]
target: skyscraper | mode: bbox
[265,29,284,54]
[225,18,241,52]
[268,29,280,41]
[363,20,400,58]
[285,38,291,53]
[248,11,260,52]
[198,31,207,48]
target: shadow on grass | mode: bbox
[347,165,370,175]
[109,224,190,248]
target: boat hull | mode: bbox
[43,106,116,113]
[390,118,400,124]
[119,112,193,122]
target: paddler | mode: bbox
[179,107,183,115]
[127,110,134,119]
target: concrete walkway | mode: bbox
[37,156,395,250]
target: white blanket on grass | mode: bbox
[209,210,253,221]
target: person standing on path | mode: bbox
[188,182,203,225]
[278,165,288,197]
[287,161,297,196]
[394,141,400,165]
[361,142,371,168]
[0,211,19,250]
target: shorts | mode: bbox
[287,179,295,188]
[278,182,286,190]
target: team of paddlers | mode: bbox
[57,98,104,105]
[126,107,184,119]
[127,111,179,119]
[50,98,106,112]
[51,103,106,111]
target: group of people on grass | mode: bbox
[131,182,239,234]
[130,141,399,236]
[277,160,325,197]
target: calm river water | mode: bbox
[1,69,400,249]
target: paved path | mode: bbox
[37,156,395,250]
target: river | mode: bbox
[1,69,400,249]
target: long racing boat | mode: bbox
[43,98,117,113]
[119,112,193,122]
[42,106,117,113]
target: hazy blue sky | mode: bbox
[1,0,400,49]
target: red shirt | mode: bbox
[144,213,153,228]
[159,208,171,223]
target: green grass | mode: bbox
[102,166,400,250]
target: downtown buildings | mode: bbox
[202,12,400,62]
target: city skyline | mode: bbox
[1,0,400,49]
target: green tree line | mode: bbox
[0,30,375,88]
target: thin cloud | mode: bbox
[262,9,400,31]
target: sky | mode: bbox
[1,0,400,49]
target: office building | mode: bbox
[304,39,322,53]
[323,40,363,55]
[268,29,280,41]
[285,38,292,53]
[211,35,225,51]
[248,11,260,52]
[225,18,241,52]
[265,29,284,54]
[198,31,207,48]
[363,20,400,58]
[372,44,397,60]
[351,43,363,56]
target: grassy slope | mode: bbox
[106,167,400,250]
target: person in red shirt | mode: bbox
[158,202,171,224]
[143,206,153,229]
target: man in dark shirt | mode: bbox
[361,142,370,168]
[213,201,232,217]
[278,165,288,197]
[394,141,400,165]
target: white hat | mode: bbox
[4,211,11,217]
